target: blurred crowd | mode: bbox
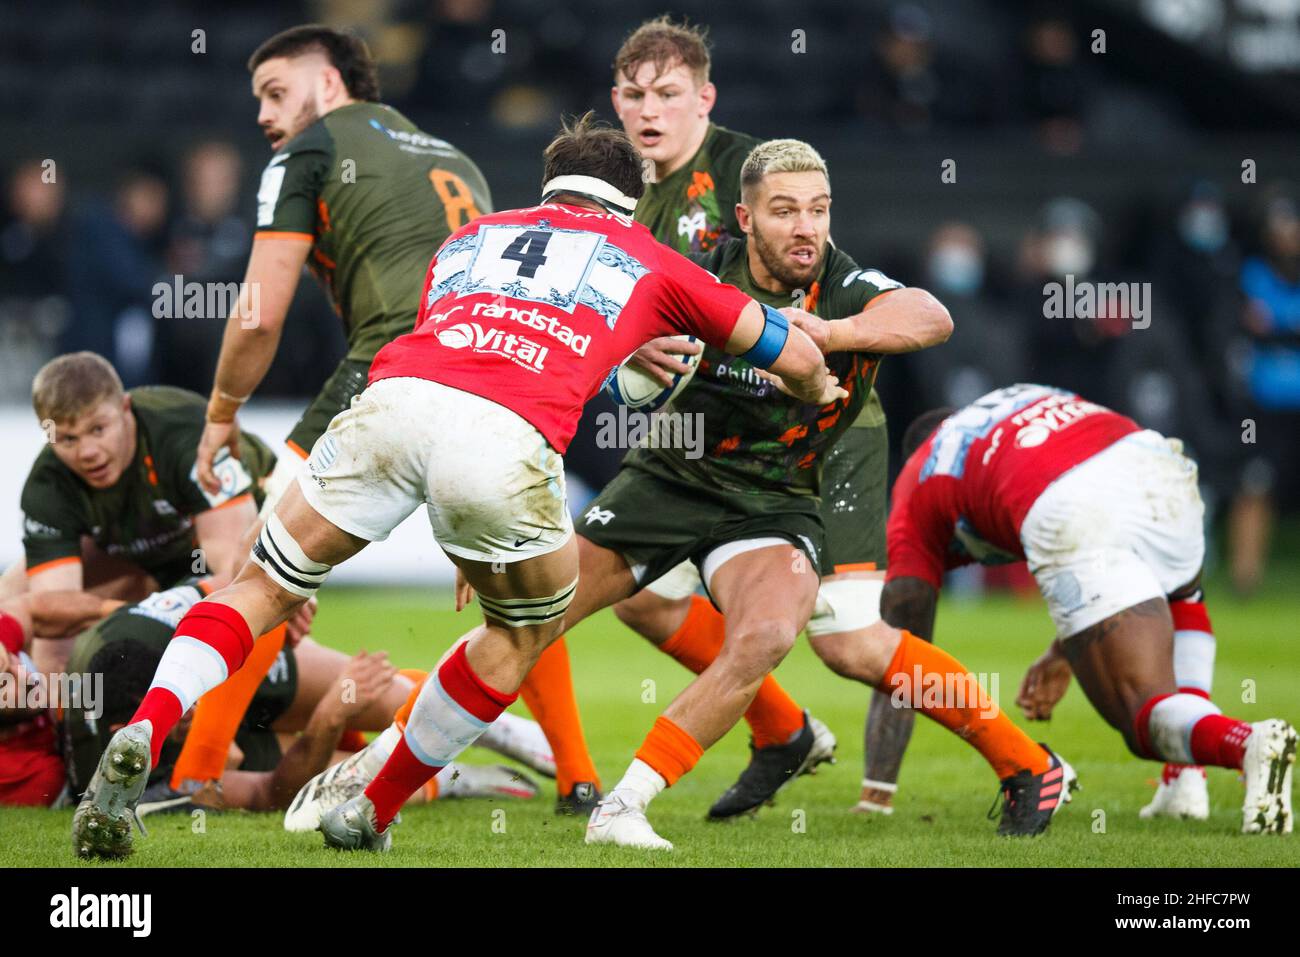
[0,146,346,404]
[2,0,1299,591]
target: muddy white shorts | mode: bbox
[298,377,572,563]
[1020,429,1204,641]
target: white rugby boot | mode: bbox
[586,794,673,851]
[437,763,539,800]
[1241,719,1296,835]
[1139,765,1209,820]
[476,712,557,779]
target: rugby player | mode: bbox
[173,25,602,809]
[69,113,840,858]
[0,591,122,806]
[9,353,274,602]
[871,385,1295,834]
[302,140,1078,849]
[606,15,899,816]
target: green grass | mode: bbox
[5,577,1299,868]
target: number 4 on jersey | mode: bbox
[501,230,552,278]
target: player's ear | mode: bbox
[120,393,132,415]
[736,203,752,234]
[697,81,717,117]
[610,85,620,113]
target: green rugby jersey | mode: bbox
[20,387,275,586]
[63,581,294,792]
[255,102,493,362]
[634,123,759,257]
[629,236,902,495]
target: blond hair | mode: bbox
[32,352,124,423]
[740,139,830,203]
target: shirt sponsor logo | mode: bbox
[368,118,457,154]
[1007,393,1107,448]
[23,515,61,539]
[470,301,590,355]
[437,321,550,373]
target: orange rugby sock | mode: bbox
[879,630,1049,780]
[519,638,600,793]
[659,595,806,748]
[392,670,428,730]
[634,715,704,786]
[170,624,287,788]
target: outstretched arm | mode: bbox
[2,590,122,641]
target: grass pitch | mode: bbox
[5,576,1299,868]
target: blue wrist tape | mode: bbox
[741,304,789,369]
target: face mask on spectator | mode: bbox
[928,244,984,295]
[1044,231,1093,278]
[1179,202,1228,253]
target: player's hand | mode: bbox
[756,369,847,406]
[1016,646,1072,721]
[625,336,703,388]
[196,417,242,495]
[454,568,475,612]
[781,308,832,354]
[285,596,316,648]
[331,650,397,720]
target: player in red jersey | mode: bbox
[876,384,1295,834]
[69,114,839,858]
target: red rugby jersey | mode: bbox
[887,384,1141,587]
[368,202,752,452]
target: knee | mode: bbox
[724,618,797,677]
[809,632,857,680]
[613,593,687,645]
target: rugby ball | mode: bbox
[603,335,701,412]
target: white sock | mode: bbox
[359,724,402,778]
[609,758,666,811]
[147,634,230,713]
[1173,628,1216,695]
[1148,693,1221,764]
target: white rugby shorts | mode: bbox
[297,377,572,563]
[1020,429,1204,641]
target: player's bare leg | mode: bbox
[72,483,366,859]
[1049,596,1295,834]
[588,543,819,849]
[614,575,831,819]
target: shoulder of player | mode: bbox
[20,443,78,504]
[692,234,746,276]
[707,125,761,199]
[279,113,337,159]
[128,387,208,459]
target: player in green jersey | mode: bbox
[606,17,929,817]
[9,353,274,605]
[195,25,492,506]
[175,27,604,813]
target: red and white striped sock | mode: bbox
[364,642,516,830]
[1135,692,1253,771]
[130,601,254,765]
